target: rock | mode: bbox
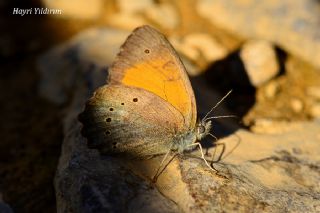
[117,0,153,14]
[170,33,228,73]
[250,119,304,134]
[306,86,320,100]
[37,28,130,104]
[42,0,103,20]
[309,103,320,118]
[169,33,229,76]
[264,80,279,99]
[145,3,179,30]
[106,13,148,30]
[56,89,320,212]
[0,202,13,213]
[108,1,179,30]
[107,0,152,30]
[39,27,320,212]
[0,195,13,213]
[240,40,279,86]
[290,98,303,113]
[197,0,320,70]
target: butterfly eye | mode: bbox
[105,130,111,135]
[198,125,205,134]
[133,98,138,102]
[144,49,150,54]
[109,107,114,111]
[106,118,112,122]
[121,103,124,105]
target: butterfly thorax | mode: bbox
[172,120,212,153]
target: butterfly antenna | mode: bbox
[204,115,238,122]
[202,90,233,121]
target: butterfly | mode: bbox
[79,25,230,176]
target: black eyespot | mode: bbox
[105,130,111,135]
[121,103,124,105]
[109,107,114,111]
[106,118,111,122]
[144,49,150,54]
[133,98,138,102]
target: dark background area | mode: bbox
[0,1,88,212]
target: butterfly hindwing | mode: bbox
[79,85,186,157]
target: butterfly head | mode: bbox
[196,119,212,141]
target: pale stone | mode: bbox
[117,0,153,14]
[250,119,302,134]
[42,0,102,19]
[264,81,279,99]
[169,36,199,61]
[310,103,320,118]
[107,13,148,30]
[306,86,320,100]
[290,98,304,113]
[145,4,179,30]
[170,33,228,64]
[240,40,279,86]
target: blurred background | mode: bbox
[1,0,320,212]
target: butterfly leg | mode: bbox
[187,142,218,173]
[210,142,226,166]
[152,148,173,182]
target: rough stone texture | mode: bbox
[244,56,320,124]
[240,40,279,86]
[38,28,320,212]
[197,0,320,70]
[55,86,320,212]
[55,97,180,213]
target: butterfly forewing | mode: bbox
[109,25,197,129]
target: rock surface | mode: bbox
[0,199,13,213]
[170,33,228,69]
[57,105,320,212]
[240,40,279,86]
[42,0,103,20]
[37,28,130,104]
[197,0,320,70]
[38,28,320,212]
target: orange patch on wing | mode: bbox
[121,59,190,116]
